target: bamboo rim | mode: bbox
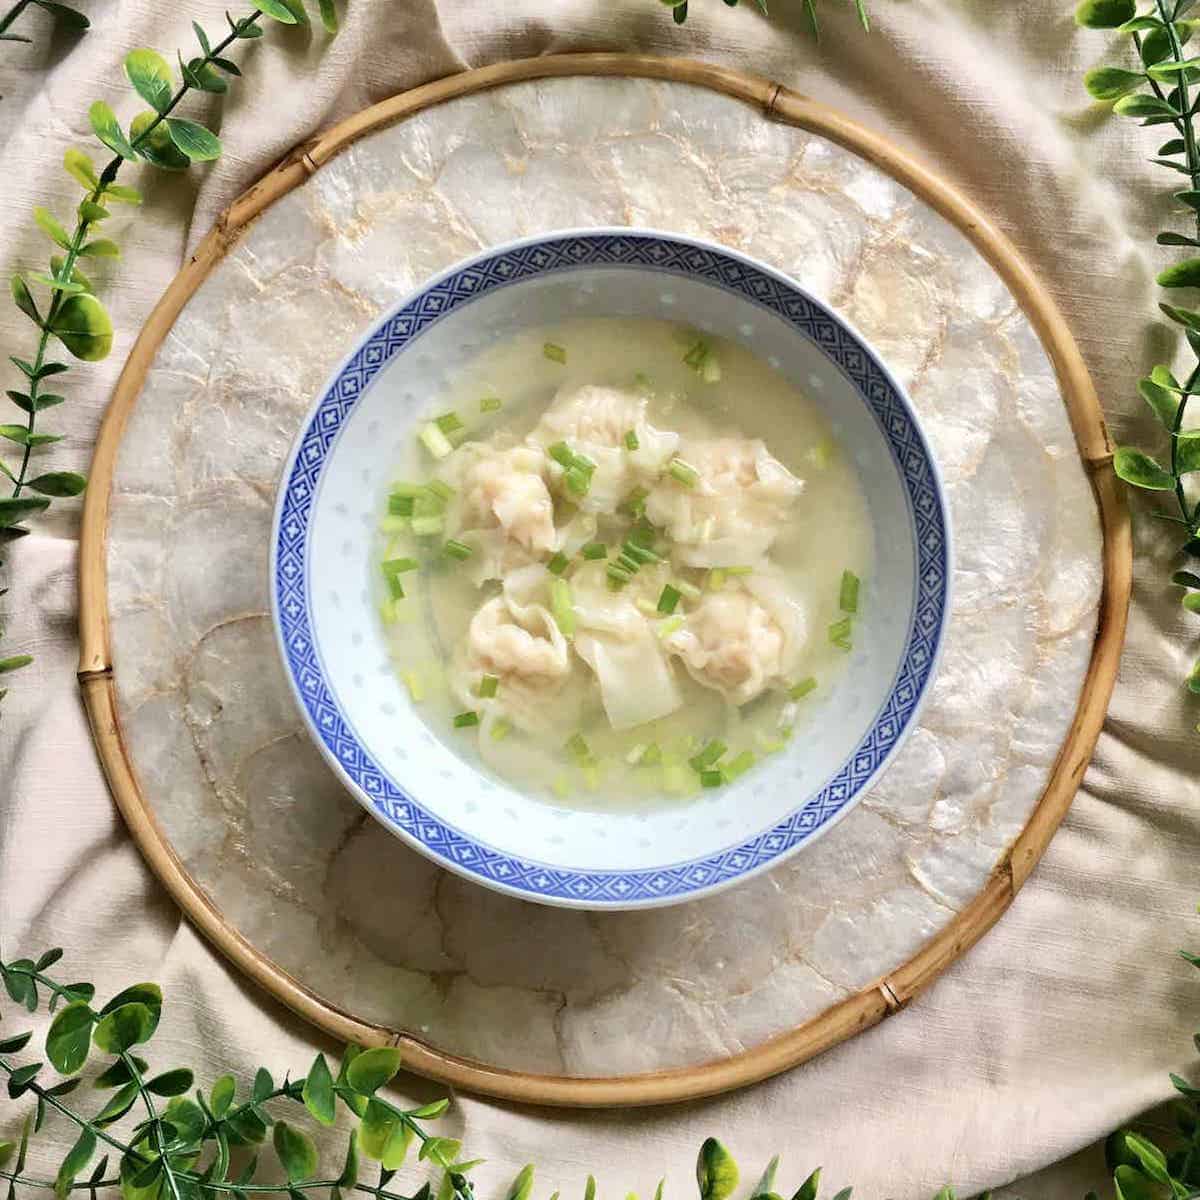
[77,54,1131,1108]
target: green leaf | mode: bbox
[1175,570,1200,587]
[408,1098,449,1119]
[1121,15,1164,29]
[28,272,84,294]
[0,656,33,675]
[751,1157,779,1199]
[418,1138,460,1167]
[11,275,41,324]
[301,1054,335,1126]
[1122,1135,1170,1185]
[930,1190,956,1200]
[1114,92,1178,117]
[1183,591,1200,611]
[48,293,113,361]
[89,101,137,160]
[507,1166,535,1200]
[1158,231,1200,246]
[93,1053,147,1089]
[1159,258,1200,287]
[129,111,190,171]
[1161,300,1200,329]
[1084,67,1146,99]
[1114,446,1176,489]
[93,1082,139,1127]
[279,0,310,23]
[1178,431,1200,473]
[46,1000,93,1074]
[0,497,50,528]
[124,49,174,113]
[696,1139,739,1200]
[210,1074,235,1118]
[31,1,89,30]
[1159,137,1187,155]
[0,1143,12,1170]
[272,1122,318,1183]
[253,1067,274,1100]
[55,1128,95,1198]
[51,255,94,293]
[1148,56,1200,78]
[1139,376,1180,426]
[63,148,98,189]
[185,58,228,93]
[7,1062,42,1097]
[92,1003,155,1053]
[250,0,299,22]
[103,183,143,204]
[226,1106,268,1146]
[1075,0,1136,26]
[357,1098,398,1162]
[164,1096,206,1147]
[192,19,211,52]
[0,1031,33,1052]
[78,239,120,259]
[346,1047,402,1095]
[1113,1165,1161,1200]
[79,201,110,222]
[829,1191,852,1200]
[317,0,337,32]
[166,118,221,162]
[212,56,242,74]
[147,1068,193,1097]
[336,1131,358,1188]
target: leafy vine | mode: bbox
[0,0,338,707]
[0,0,88,47]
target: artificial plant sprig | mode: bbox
[0,0,88,47]
[658,0,868,35]
[0,951,880,1200]
[0,0,338,709]
[1078,0,1200,699]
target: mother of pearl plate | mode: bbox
[89,63,1113,1095]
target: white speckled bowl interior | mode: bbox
[271,229,951,909]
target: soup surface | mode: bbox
[374,317,874,809]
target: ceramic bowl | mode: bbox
[271,229,951,910]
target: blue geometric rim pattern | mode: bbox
[273,232,950,905]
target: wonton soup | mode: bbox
[375,318,873,809]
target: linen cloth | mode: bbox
[0,1,1194,1196]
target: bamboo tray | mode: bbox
[77,55,1130,1107]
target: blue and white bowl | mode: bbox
[271,230,951,910]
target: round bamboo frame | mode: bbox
[77,54,1131,1108]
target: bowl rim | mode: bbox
[270,226,953,910]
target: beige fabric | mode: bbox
[0,1,1192,1196]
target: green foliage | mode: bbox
[0,0,338,711]
[1081,0,1200,697]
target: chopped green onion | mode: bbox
[478,674,499,699]
[543,342,567,364]
[725,565,753,577]
[402,670,424,701]
[389,493,415,516]
[627,518,657,549]
[379,514,410,534]
[708,568,727,591]
[621,486,649,518]
[636,598,658,617]
[379,598,399,626]
[808,438,834,469]
[580,541,608,560]
[657,585,681,614]
[701,351,721,383]
[548,441,575,469]
[547,551,570,575]
[390,481,423,497]
[828,616,853,645]
[624,428,640,451]
[639,742,662,767]
[565,732,591,762]
[444,539,473,561]
[565,465,591,496]
[480,395,503,413]
[833,636,853,651]
[668,458,700,488]
[689,740,727,772]
[674,578,701,600]
[551,577,576,637]
[427,479,455,503]
[634,371,653,393]
[419,423,453,460]
[607,573,629,592]
[789,676,818,701]
[755,730,790,754]
[385,575,405,600]
[700,769,724,788]
[573,452,597,475]
[616,552,641,574]
[382,557,419,577]
[551,775,571,800]
[682,339,708,369]
[626,743,648,765]
[840,570,860,614]
[453,710,480,728]
[656,615,685,639]
[411,515,444,537]
[435,411,464,436]
[724,749,755,780]
[490,717,512,741]
[663,764,690,793]
[622,541,662,565]
[581,763,601,791]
